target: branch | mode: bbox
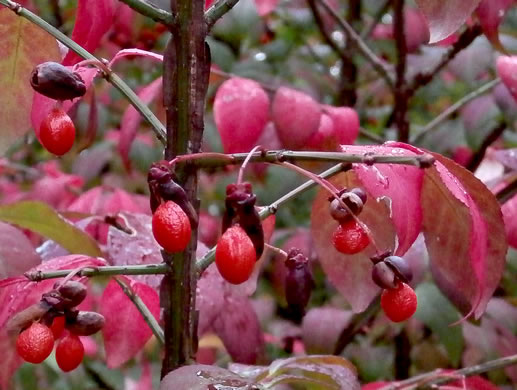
[205,0,240,30]
[315,0,395,87]
[24,264,168,282]
[412,78,501,144]
[392,0,409,142]
[407,24,482,93]
[466,121,507,172]
[177,149,436,169]
[380,353,517,389]
[114,277,165,345]
[496,176,517,205]
[360,0,391,39]
[0,0,167,144]
[196,163,349,273]
[117,0,174,25]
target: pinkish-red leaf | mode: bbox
[306,114,336,151]
[497,56,517,102]
[109,48,164,67]
[100,277,160,368]
[324,105,360,145]
[415,0,482,43]
[342,143,424,255]
[310,170,396,312]
[0,9,60,155]
[31,67,98,135]
[254,0,278,16]
[119,77,162,170]
[160,364,251,390]
[68,187,146,215]
[214,77,269,153]
[197,264,264,363]
[422,154,506,318]
[0,222,40,278]
[302,307,352,354]
[106,213,163,290]
[501,192,517,248]
[63,0,116,65]
[476,0,513,51]
[272,87,321,150]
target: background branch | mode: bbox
[118,0,174,25]
[466,121,507,172]
[392,0,409,142]
[205,0,240,30]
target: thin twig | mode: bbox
[392,0,409,142]
[114,277,165,345]
[117,0,174,25]
[412,78,501,144]
[0,0,167,144]
[316,0,395,87]
[466,121,506,172]
[360,0,391,39]
[205,0,240,30]
[24,264,169,282]
[496,176,517,205]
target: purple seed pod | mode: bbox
[285,248,314,316]
[30,62,86,101]
[384,255,413,283]
[66,311,105,335]
[328,187,367,223]
[372,261,398,289]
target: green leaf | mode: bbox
[415,283,464,366]
[0,201,102,257]
[0,9,60,155]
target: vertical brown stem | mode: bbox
[338,0,360,106]
[392,0,409,142]
[160,0,210,377]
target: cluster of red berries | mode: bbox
[329,188,370,255]
[11,281,104,372]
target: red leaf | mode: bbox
[422,154,506,318]
[272,87,321,150]
[342,143,424,255]
[197,264,264,363]
[31,67,98,135]
[310,170,396,312]
[501,192,517,248]
[476,0,513,51]
[415,0,482,43]
[306,114,336,151]
[160,364,251,390]
[254,0,278,16]
[324,106,360,145]
[214,77,269,153]
[63,0,116,65]
[302,307,352,354]
[0,222,40,278]
[119,77,162,170]
[68,187,147,215]
[100,277,160,368]
[497,56,517,102]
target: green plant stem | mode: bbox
[380,353,517,389]
[114,277,165,345]
[118,0,174,25]
[315,0,394,87]
[205,0,240,30]
[196,163,347,273]
[0,0,166,144]
[24,264,168,281]
[178,150,435,169]
[412,78,501,144]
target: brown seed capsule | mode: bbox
[285,248,314,320]
[384,256,413,283]
[30,62,86,101]
[329,187,367,223]
[372,261,398,289]
[6,301,51,336]
[66,311,105,336]
[56,281,87,308]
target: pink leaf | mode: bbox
[415,0,482,43]
[502,194,517,248]
[31,67,98,135]
[197,264,264,363]
[324,105,360,145]
[109,48,164,68]
[63,0,116,65]
[100,277,160,368]
[310,170,396,312]
[0,222,40,278]
[302,307,352,354]
[119,77,162,170]
[160,364,250,390]
[422,154,506,318]
[341,143,424,255]
[476,0,514,51]
[306,114,336,151]
[214,77,269,153]
[254,0,278,16]
[403,7,431,52]
[106,213,163,290]
[497,56,517,102]
[273,87,321,150]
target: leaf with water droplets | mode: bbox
[159,364,252,390]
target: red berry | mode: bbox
[55,332,84,372]
[152,201,192,253]
[332,219,370,254]
[215,225,257,284]
[50,316,66,339]
[16,322,55,364]
[39,108,76,156]
[381,282,418,322]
